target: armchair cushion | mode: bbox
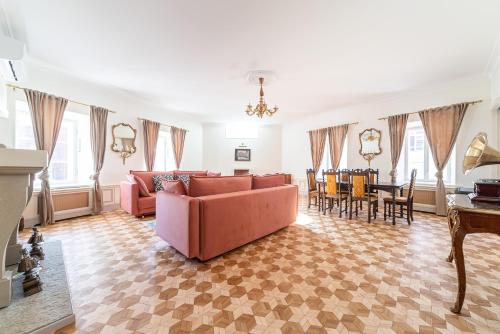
[152,174,175,192]
[138,194,156,211]
[126,174,151,197]
[130,170,172,192]
[162,180,187,195]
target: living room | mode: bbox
[0,1,499,333]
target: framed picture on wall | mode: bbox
[234,148,251,161]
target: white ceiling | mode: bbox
[3,0,500,122]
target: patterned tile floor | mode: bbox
[19,199,499,334]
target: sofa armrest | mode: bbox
[120,181,139,215]
[155,192,200,258]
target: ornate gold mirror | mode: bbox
[111,123,137,164]
[359,128,382,166]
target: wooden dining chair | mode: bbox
[321,169,348,217]
[306,169,321,209]
[364,168,380,212]
[383,169,417,224]
[349,169,378,223]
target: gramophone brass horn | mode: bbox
[463,132,500,174]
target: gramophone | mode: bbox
[463,132,500,203]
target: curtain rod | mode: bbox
[6,83,118,113]
[307,121,359,133]
[137,117,189,132]
[378,99,483,120]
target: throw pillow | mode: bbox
[207,171,221,177]
[175,174,191,191]
[161,180,187,195]
[152,174,175,192]
[126,174,151,197]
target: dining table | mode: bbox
[316,179,408,225]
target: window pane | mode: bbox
[403,120,455,185]
[406,127,425,181]
[154,130,176,171]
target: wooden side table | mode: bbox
[446,194,500,313]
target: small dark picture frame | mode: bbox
[234,148,251,161]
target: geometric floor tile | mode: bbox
[19,198,500,333]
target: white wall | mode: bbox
[0,59,203,222]
[202,123,282,176]
[282,75,498,188]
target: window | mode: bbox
[399,120,455,184]
[225,123,259,139]
[154,130,176,171]
[318,139,348,178]
[14,101,92,189]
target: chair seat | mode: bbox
[351,196,378,203]
[383,196,408,204]
[309,190,319,196]
[325,193,348,199]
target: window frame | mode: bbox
[14,100,92,190]
[401,120,455,185]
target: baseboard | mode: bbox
[103,203,120,211]
[413,203,436,213]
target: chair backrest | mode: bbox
[340,169,350,182]
[407,169,417,199]
[306,169,317,191]
[350,169,369,198]
[323,169,339,195]
[365,168,379,185]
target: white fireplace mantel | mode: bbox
[0,148,47,308]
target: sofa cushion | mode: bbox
[126,174,151,197]
[189,175,252,197]
[252,174,286,189]
[175,174,192,191]
[162,180,187,195]
[152,174,175,192]
[130,170,173,192]
[138,193,156,210]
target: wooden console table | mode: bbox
[446,194,500,314]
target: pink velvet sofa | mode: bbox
[155,174,298,261]
[120,170,208,217]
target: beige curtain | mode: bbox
[308,128,328,173]
[24,89,68,226]
[90,106,108,214]
[171,126,187,169]
[387,114,409,182]
[142,119,160,171]
[419,103,468,216]
[327,124,349,170]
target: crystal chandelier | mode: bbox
[245,77,278,118]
